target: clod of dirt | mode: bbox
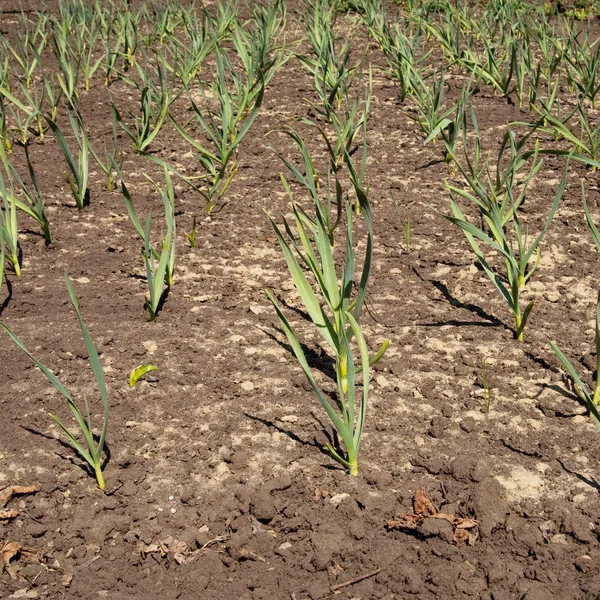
[418,516,455,543]
[251,490,277,522]
[311,532,342,571]
[470,478,509,538]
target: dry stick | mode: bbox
[319,568,383,599]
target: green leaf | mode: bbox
[129,364,158,387]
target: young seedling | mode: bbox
[0,168,20,276]
[0,227,5,294]
[112,53,174,154]
[549,183,600,428]
[478,358,492,413]
[392,194,411,253]
[121,164,176,320]
[170,48,265,214]
[0,273,110,489]
[439,127,568,341]
[1,143,51,244]
[186,216,197,248]
[265,144,388,476]
[46,111,90,210]
[88,110,122,192]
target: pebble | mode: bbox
[142,341,157,354]
[241,381,255,392]
[376,375,390,388]
[329,493,350,506]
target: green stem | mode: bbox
[95,463,105,490]
[348,455,358,477]
[12,256,21,277]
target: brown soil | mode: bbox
[1,2,600,599]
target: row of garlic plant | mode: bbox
[0,0,287,318]
[2,0,600,490]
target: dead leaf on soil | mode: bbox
[2,541,22,565]
[139,536,195,565]
[0,510,20,522]
[327,561,344,577]
[387,488,478,546]
[386,513,423,530]
[414,487,437,516]
[238,548,266,562]
[0,485,38,508]
[313,488,330,502]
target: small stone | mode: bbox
[76,277,90,284]
[376,375,390,388]
[550,533,569,545]
[142,341,157,354]
[544,291,560,303]
[329,493,350,506]
[280,415,298,423]
[575,555,593,573]
[241,381,255,392]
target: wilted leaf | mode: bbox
[2,541,22,565]
[456,518,478,530]
[0,485,38,508]
[414,487,437,516]
[386,513,423,530]
[0,510,20,521]
[454,528,470,547]
[238,548,266,562]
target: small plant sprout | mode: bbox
[2,143,51,245]
[170,48,265,214]
[88,111,122,192]
[478,358,492,413]
[46,111,90,210]
[0,273,110,489]
[392,193,411,253]
[0,161,21,276]
[112,54,175,154]
[186,216,197,248]
[549,183,600,428]
[0,227,5,294]
[265,146,388,476]
[121,164,176,321]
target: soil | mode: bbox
[1,2,600,599]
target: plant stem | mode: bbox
[12,257,21,277]
[515,313,523,342]
[95,463,105,490]
[348,456,358,477]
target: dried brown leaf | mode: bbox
[0,486,38,508]
[431,513,460,526]
[453,528,470,547]
[386,514,423,530]
[0,510,20,521]
[327,561,344,577]
[238,548,266,562]
[456,518,478,530]
[2,541,22,565]
[414,487,437,516]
